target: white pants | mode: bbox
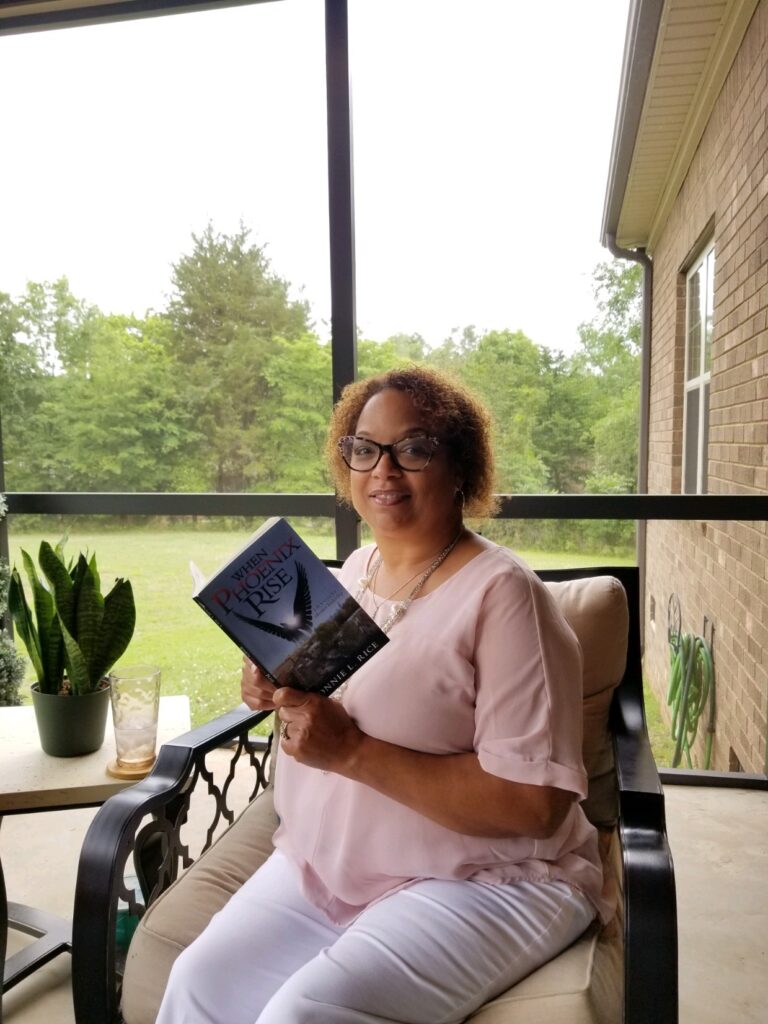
[156,850,595,1024]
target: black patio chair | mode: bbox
[71,565,677,1024]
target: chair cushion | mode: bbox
[544,576,628,827]
[121,786,278,1024]
[123,792,622,1024]
[467,831,623,1024]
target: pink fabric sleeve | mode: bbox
[473,568,588,798]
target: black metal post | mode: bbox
[325,0,360,559]
[0,412,11,639]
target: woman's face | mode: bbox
[349,388,462,542]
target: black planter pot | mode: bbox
[30,682,111,757]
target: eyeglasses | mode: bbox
[338,434,440,472]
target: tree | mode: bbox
[0,280,96,490]
[532,348,595,493]
[15,277,98,375]
[0,290,42,485]
[575,261,642,493]
[165,223,313,491]
[356,333,427,379]
[261,335,333,492]
[439,329,549,494]
[34,314,200,491]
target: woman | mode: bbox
[157,366,609,1024]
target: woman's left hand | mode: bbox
[274,687,364,774]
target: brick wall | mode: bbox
[644,0,768,773]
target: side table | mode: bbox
[0,695,190,1012]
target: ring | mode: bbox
[280,722,289,740]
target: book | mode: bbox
[190,517,389,697]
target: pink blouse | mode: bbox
[273,540,610,925]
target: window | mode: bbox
[683,241,714,493]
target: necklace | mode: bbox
[324,527,464,724]
[327,528,464,710]
[366,557,430,617]
[355,527,465,635]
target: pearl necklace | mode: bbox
[355,528,465,635]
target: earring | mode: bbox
[455,487,466,509]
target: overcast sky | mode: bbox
[0,0,630,354]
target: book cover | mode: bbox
[191,517,389,697]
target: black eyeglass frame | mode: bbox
[337,434,440,472]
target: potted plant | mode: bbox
[8,540,136,756]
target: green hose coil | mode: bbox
[666,595,716,769]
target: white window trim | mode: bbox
[682,240,714,494]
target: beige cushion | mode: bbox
[121,786,278,1024]
[467,924,620,1024]
[467,832,623,1024]
[545,577,628,827]
[123,574,628,1024]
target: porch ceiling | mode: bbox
[0,0,141,16]
[603,0,759,254]
[0,0,267,33]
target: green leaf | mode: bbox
[70,553,89,595]
[88,552,101,593]
[8,564,45,685]
[74,562,105,687]
[54,534,70,567]
[90,579,136,684]
[39,540,75,636]
[22,549,64,692]
[59,618,90,695]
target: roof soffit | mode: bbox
[614,0,759,253]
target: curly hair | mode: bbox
[325,365,498,518]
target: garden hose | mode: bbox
[666,595,716,769]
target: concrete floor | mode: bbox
[2,782,767,1023]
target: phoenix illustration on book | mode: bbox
[231,562,313,643]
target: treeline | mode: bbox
[0,224,641,551]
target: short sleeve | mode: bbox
[473,567,587,798]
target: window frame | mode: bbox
[682,239,714,495]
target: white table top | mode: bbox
[0,695,191,813]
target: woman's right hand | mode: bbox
[241,657,278,710]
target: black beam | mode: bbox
[0,413,9,635]
[325,0,357,403]
[496,493,768,520]
[3,493,335,518]
[325,0,360,557]
[660,769,768,790]
[5,492,768,520]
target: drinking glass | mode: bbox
[108,665,161,773]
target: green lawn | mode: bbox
[644,680,676,768]
[8,528,635,728]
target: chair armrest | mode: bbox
[72,706,273,1024]
[612,684,678,1024]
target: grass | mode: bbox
[8,527,635,729]
[643,680,676,768]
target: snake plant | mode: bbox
[8,541,136,695]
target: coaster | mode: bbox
[106,757,156,780]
